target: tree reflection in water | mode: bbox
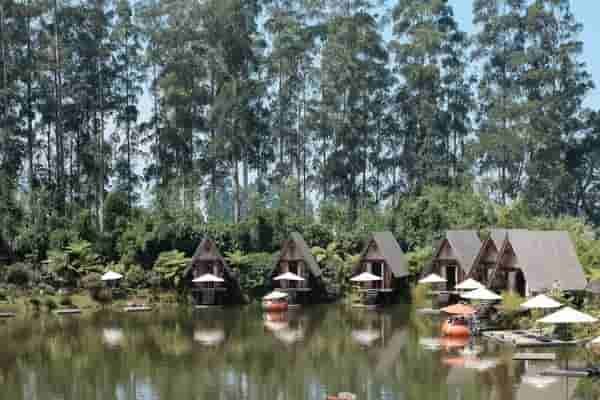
[0,306,599,399]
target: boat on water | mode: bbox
[262,291,289,312]
[440,303,475,337]
[441,317,471,337]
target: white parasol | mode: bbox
[192,273,225,283]
[538,306,598,324]
[455,278,485,291]
[350,272,382,282]
[520,294,562,310]
[418,273,447,284]
[460,287,502,301]
[101,271,123,281]
[274,272,305,281]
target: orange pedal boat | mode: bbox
[441,319,471,337]
[262,291,289,312]
[262,300,288,312]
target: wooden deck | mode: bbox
[123,305,153,312]
[416,308,442,315]
[53,308,82,315]
[513,352,556,361]
[0,312,16,318]
[194,305,223,309]
[483,330,586,347]
[351,303,379,310]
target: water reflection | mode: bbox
[0,306,600,399]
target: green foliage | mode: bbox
[92,288,113,304]
[5,263,33,286]
[43,297,57,311]
[45,240,102,287]
[125,264,148,288]
[411,284,431,308]
[500,291,526,313]
[58,295,74,307]
[29,297,41,311]
[312,242,354,294]
[406,247,433,277]
[393,186,494,247]
[230,252,274,298]
[495,291,528,330]
[153,250,191,289]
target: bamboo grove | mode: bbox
[1,0,600,248]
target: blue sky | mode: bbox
[450,0,600,109]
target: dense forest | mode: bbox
[1,0,600,285]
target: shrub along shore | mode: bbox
[3,187,600,313]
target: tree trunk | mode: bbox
[26,1,35,206]
[53,0,65,215]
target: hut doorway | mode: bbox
[446,265,457,290]
[372,262,384,289]
[507,270,526,297]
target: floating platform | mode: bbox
[483,331,585,347]
[416,308,442,315]
[194,305,223,310]
[541,367,600,378]
[351,304,379,310]
[54,308,82,315]
[0,312,16,318]
[513,352,556,361]
[123,306,153,312]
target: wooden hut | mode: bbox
[430,230,481,291]
[352,232,410,305]
[186,238,244,306]
[469,229,516,285]
[488,230,587,297]
[272,232,325,304]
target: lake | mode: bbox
[0,304,599,400]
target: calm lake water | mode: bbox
[1,305,600,400]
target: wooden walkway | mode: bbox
[513,352,556,361]
[483,330,585,347]
[0,312,16,318]
[123,305,152,312]
[53,308,82,315]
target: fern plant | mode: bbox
[45,240,101,286]
[153,250,191,288]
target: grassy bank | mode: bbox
[0,289,184,316]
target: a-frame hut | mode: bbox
[489,230,587,296]
[353,232,410,305]
[272,232,326,304]
[186,238,244,305]
[469,229,517,285]
[431,230,481,290]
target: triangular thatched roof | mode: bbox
[185,238,230,278]
[498,230,586,292]
[275,232,321,277]
[359,232,409,278]
[434,230,481,275]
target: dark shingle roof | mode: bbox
[185,238,238,282]
[282,232,321,277]
[503,230,586,292]
[369,232,409,278]
[445,230,482,274]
